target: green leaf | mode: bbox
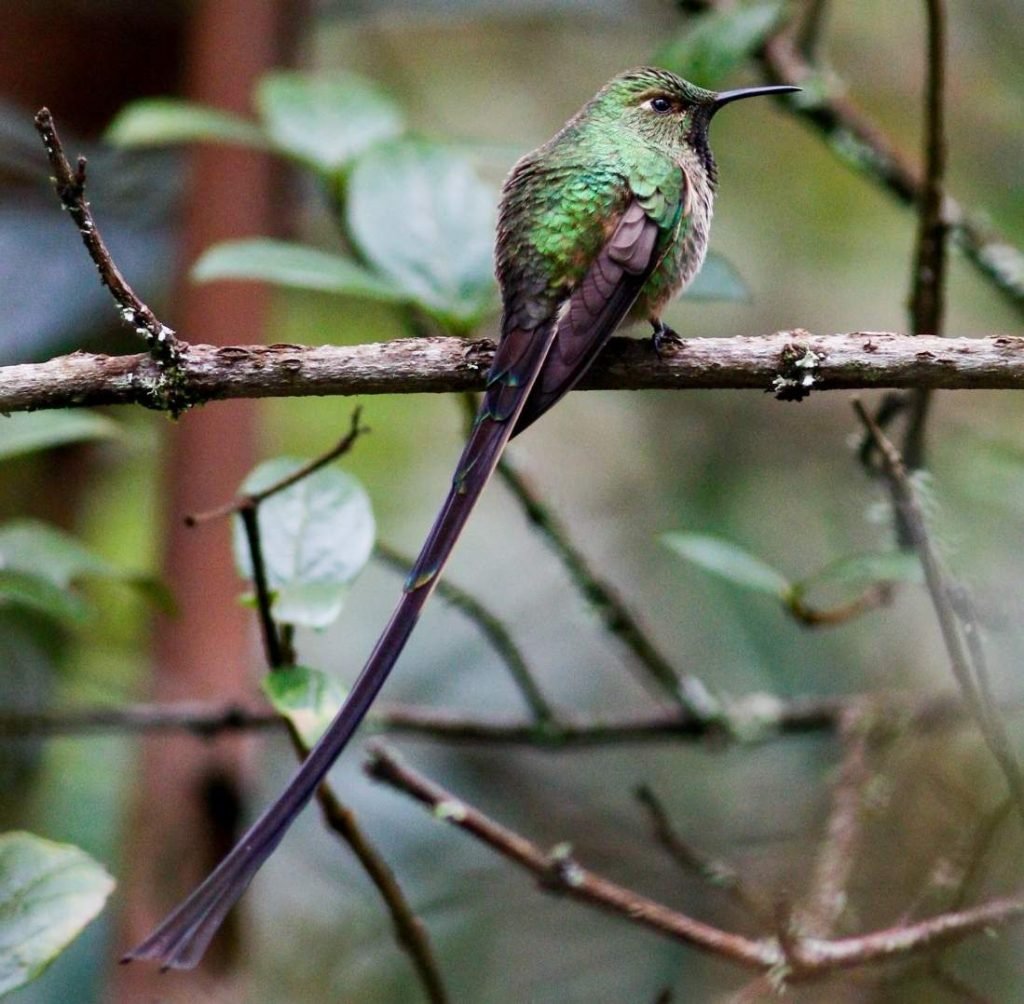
[662,532,790,595]
[0,831,114,996]
[0,411,119,463]
[0,570,89,625]
[684,251,750,301]
[656,2,786,88]
[105,98,266,148]
[256,72,405,172]
[799,551,923,594]
[0,520,165,623]
[233,459,375,629]
[346,139,499,330]
[0,520,115,588]
[192,238,405,303]
[261,665,345,747]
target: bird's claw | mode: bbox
[651,322,684,360]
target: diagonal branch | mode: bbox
[32,108,184,378]
[375,541,555,724]
[457,393,716,719]
[366,744,1024,981]
[854,400,1024,830]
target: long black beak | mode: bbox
[711,84,800,115]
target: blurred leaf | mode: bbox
[0,831,114,997]
[0,520,165,624]
[192,238,405,303]
[0,411,119,463]
[656,2,786,88]
[347,139,499,330]
[0,570,88,625]
[256,72,405,172]
[0,520,115,588]
[798,551,923,595]
[105,98,266,148]
[662,532,790,595]
[683,251,750,301]
[262,665,344,747]
[233,459,375,628]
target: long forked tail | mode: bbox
[123,321,558,971]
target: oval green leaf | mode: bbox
[256,72,405,172]
[233,459,375,629]
[662,532,790,596]
[346,139,499,330]
[192,238,405,303]
[0,831,114,997]
[0,411,119,463]
[262,665,345,747]
[105,98,266,148]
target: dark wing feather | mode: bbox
[511,199,660,436]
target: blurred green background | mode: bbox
[2,1,1023,1001]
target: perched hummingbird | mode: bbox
[126,67,798,969]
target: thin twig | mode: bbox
[365,744,1024,979]
[899,0,949,471]
[0,689,1010,745]
[375,541,555,724]
[187,407,369,525]
[635,784,772,923]
[797,703,879,938]
[6,333,1024,413]
[457,393,717,720]
[786,583,893,627]
[795,0,831,61]
[365,743,781,970]
[238,505,285,668]
[32,108,184,375]
[853,400,1024,830]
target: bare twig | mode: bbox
[854,400,1024,829]
[32,108,184,378]
[238,505,286,667]
[457,393,717,719]
[375,541,555,724]
[6,333,1024,414]
[786,583,893,627]
[899,0,949,471]
[0,689,1011,746]
[366,744,1024,980]
[797,703,880,938]
[635,784,771,922]
[186,407,370,525]
[365,743,781,970]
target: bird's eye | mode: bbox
[648,96,673,113]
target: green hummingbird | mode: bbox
[126,67,798,969]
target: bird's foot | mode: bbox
[651,320,684,360]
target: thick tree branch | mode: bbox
[3,333,1024,414]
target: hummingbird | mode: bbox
[125,67,798,969]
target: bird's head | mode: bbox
[591,67,798,176]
